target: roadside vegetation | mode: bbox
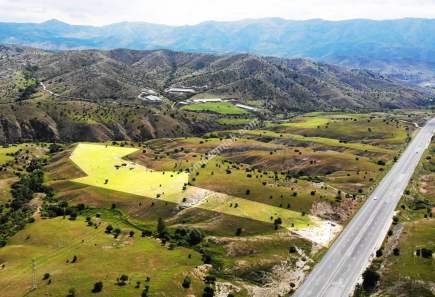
[357,138,434,297]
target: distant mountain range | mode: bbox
[1,18,435,86]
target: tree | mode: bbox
[157,218,167,238]
[118,274,128,286]
[421,248,433,258]
[203,286,214,297]
[105,224,113,234]
[376,249,383,257]
[188,229,203,245]
[92,281,103,293]
[182,276,192,288]
[362,267,380,292]
[66,288,76,297]
[113,228,121,238]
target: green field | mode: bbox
[0,216,203,297]
[181,102,249,115]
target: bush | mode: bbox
[105,224,113,234]
[376,249,383,257]
[182,276,191,288]
[92,281,103,293]
[203,286,214,297]
[421,248,433,258]
[66,288,76,297]
[117,274,128,286]
[362,267,380,292]
[188,229,203,245]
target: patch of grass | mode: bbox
[191,158,337,214]
[383,219,435,283]
[214,129,393,154]
[0,177,17,203]
[181,102,249,115]
[278,116,408,146]
[217,118,253,125]
[0,216,203,297]
[0,145,26,165]
[280,117,331,129]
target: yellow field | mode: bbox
[70,143,189,199]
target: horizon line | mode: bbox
[1,16,435,28]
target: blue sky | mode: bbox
[0,0,435,26]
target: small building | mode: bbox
[192,98,223,103]
[166,87,196,94]
[145,95,162,102]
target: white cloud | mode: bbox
[0,0,435,26]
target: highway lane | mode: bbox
[294,117,435,297]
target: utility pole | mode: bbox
[31,258,37,290]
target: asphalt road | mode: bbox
[294,118,435,297]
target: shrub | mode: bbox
[362,267,380,292]
[117,274,128,286]
[188,229,203,245]
[421,248,433,258]
[92,281,103,293]
[105,224,113,234]
[66,288,76,297]
[203,286,214,297]
[182,276,192,288]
